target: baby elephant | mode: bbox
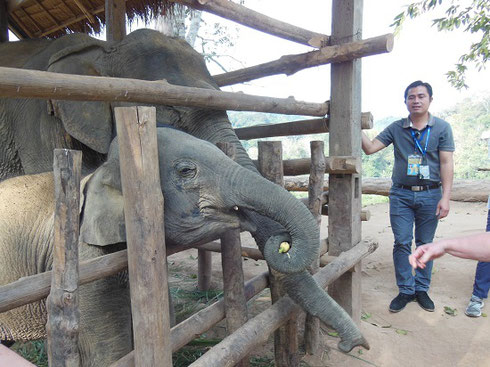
[0,126,328,366]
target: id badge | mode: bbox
[419,165,430,180]
[407,154,422,176]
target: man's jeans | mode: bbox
[472,209,490,299]
[389,185,442,294]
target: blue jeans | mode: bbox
[389,185,442,294]
[472,209,490,299]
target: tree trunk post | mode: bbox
[217,142,250,367]
[0,0,8,43]
[47,149,82,367]
[105,0,126,42]
[304,141,325,355]
[258,141,299,367]
[197,249,212,291]
[328,0,363,323]
[114,106,172,366]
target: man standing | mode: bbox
[362,80,454,313]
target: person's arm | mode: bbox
[409,232,490,269]
[436,150,454,219]
[361,132,386,155]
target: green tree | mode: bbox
[392,0,490,89]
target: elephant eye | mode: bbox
[175,161,197,178]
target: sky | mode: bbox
[180,0,490,121]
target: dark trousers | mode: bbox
[472,209,490,299]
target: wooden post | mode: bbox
[114,106,172,366]
[304,141,325,355]
[217,142,250,367]
[328,0,363,322]
[258,141,298,367]
[46,149,82,367]
[197,249,212,291]
[105,0,126,42]
[0,0,8,43]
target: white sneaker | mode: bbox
[465,295,484,317]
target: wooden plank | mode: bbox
[214,34,393,87]
[72,0,95,24]
[188,239,378,367]
[46,149,82,367]
[39,5,105,37]
[115,106,172,366]
[253,156,360,176]
[304,141,325,356]
[235,112,373,140]
[257,141,298,367]
[105,0,126,42]
[0,66,328,117]
[328,0,363,322]
[170,0,329,48]
[110,271,269,367]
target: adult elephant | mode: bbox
[0,127,366,365]
[0,29,368,355]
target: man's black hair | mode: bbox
[404,80,433,100]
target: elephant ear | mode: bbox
[79,159,126,246]
[47,43,113,154]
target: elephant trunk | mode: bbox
[225,165,319,274]
[284,271,369,352]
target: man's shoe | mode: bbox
[465,295,484,317]
[389,292,415,313]
[415,291,435,312]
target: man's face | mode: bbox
[405,85,432,117]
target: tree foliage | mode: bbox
[392,0,490,89]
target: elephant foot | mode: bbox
[338,336,370,353]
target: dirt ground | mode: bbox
[168,200,490,367]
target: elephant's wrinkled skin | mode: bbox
[0,29,368,356]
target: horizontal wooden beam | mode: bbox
[187,238,378,367]
[235,112,373,140]
[169,0,329,48]
[252,156,360,176]
[214,34,394,86]
[0,66,328,116]
[0,250,128,313]
[110,271,270,367]
[195,238,329,261]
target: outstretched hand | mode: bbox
[409,242,447,269]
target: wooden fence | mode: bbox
[0,0,387,365]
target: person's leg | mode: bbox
[413,188,442,292]
[466,209,490,317]
[390,187,415,295]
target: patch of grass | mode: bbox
[362,194,389,207]
[170,288,223,322]
[11,340,48,367]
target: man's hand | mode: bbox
[409,243,447,269]
[436,197,450,219]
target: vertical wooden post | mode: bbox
[47,149,82,367]
[217,142,250,367]
[115,106,172,366]
[0,0,8,43]
[304,141,325,355]
[258,141,298,367]
[105,0,126,42]
[197,249,212,291]
[328,0,363,322]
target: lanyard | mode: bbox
[411,127,431,156]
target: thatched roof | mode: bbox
[7,0,175,39]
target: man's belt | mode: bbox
[394,183,441,192]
